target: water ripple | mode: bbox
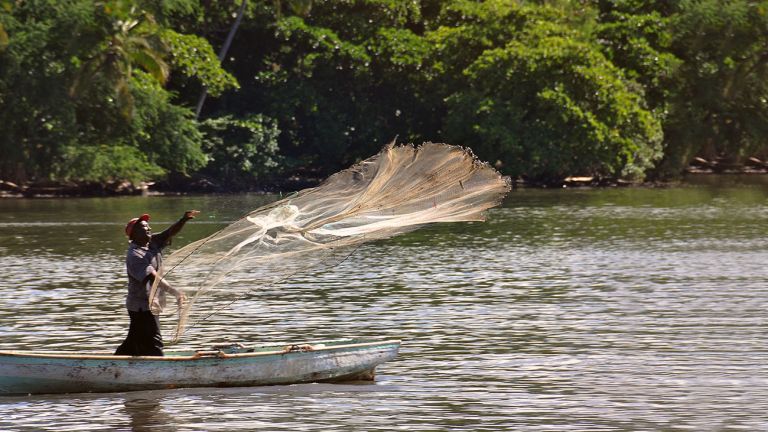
[1,188,767,431]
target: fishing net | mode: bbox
[149,142,511,343]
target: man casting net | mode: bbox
[149,142,511,343]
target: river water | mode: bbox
[0,186,766,431]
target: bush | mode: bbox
[55,144,165,184]
[200,114,281,184]
[129,71,208,175]
[438,13,663,182]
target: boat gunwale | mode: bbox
[0,339,401,362]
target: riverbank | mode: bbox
[3,165,768,198]
[0,174,324,198]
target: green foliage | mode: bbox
[200,114,281,183]
[0,0,229,185]
[0,22,7,52]
[594,6,680,109]
[2,0,767,188]
[444,32,663,181]
[129,71,207,175]
[596,0,768,177]
[418,2,661,182]
[162,30,239,96]
[69,0,171,120]
[253,13,380,167]
[55,144,165,183]
[659,0,768,175]
[0,0,86,181]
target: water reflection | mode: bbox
[123,395,177,432]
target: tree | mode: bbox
[0,0,236,184]
[433,2,663,182]
[660,0,768,175]
[70,0,170,119]
[0,0,88,182]
[593,0,768,178]
[200,114,281,185]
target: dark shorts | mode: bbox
[114,310,164,356]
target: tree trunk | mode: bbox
[195,0,247,119]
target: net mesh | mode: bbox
[149,142,511,342]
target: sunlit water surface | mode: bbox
[0,187,767,431]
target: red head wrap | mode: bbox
[125,214,150,237]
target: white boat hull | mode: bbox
[0,338,400,395]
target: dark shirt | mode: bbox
[125,230,171,312]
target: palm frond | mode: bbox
[131,49,169,84]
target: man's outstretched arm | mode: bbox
[155,210,200,245]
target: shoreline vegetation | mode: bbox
[3,156,768,198]
[2,1,768,194]
[0,173,323,198]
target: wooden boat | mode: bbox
[0,338,400,395]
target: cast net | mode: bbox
[149,142,511,343]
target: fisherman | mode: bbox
[115,210,200,356]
